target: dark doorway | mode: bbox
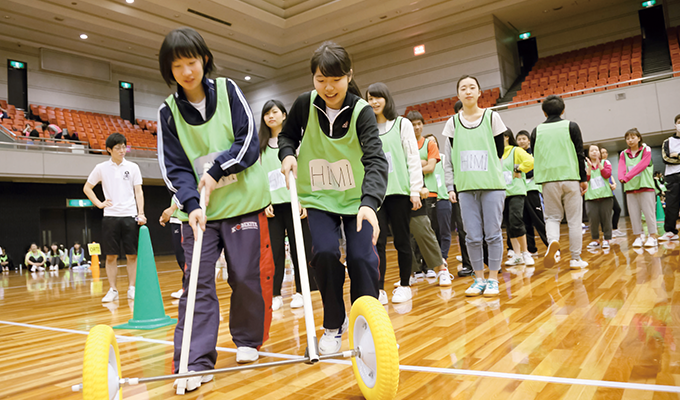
[40,209,66,247]
[517,37,538,76]
[7,60,28,111]
[119,81,135,124]
[65,208,101,247]
[639,5,666,41]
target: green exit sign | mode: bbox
[9,60,25,69]
[120,81,132,89]
[642,0,656,7]
[66,199,93,207]
[519,32,531,40]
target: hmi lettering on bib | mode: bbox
[194,156,237,189]
[309,159,356,191]
[460,150,488,172]
[590,176,606,190]
[385,152,394,173]
[268,169,287,191]
[503,171,513,185]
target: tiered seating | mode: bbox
[670,27,680,77]
[511,36,643,108]
[24,104,158,151]
[403,87,500,123]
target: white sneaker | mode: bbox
[644,236,658,247]
[505,256,525,266]
[602,240,610,249]
[173,372,214,392]
[544,240,560,269]
[522,252,535,266]
[632,235,645,248]
[102,288,119,303]
[507,250,516,259]
[587,241,600,249]
[38,266,45,271]
[127,286,135,300]
[394,275,417,287]
[378,290,388,305]
[570,259,589,269]
[465,278,486,297]
[483,279,499,297]
[290,293,304,309]
[425,270,437,279]
[236,346,259,363]
[456,255,463,262]
[171,288,184,299]
[392,286,412,303]
[414,272,425,279]
[612,229,626,238]
[272,295,283,311]
[437,268,453,286]
[659,232,679,241]
[31,265,37,272]
[319,316,348,355]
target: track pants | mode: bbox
[173,210,274,373]
[306,208,379,330]
[377,195,413,289]
[268,203,316,296]
[664,173,680,235]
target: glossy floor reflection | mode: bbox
[1,218,679,399]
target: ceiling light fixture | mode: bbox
[244,76,251,81]
[126,0,134,3]
[80,33,88,39]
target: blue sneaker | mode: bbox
[465,278,486,297]
[483,279,499,297]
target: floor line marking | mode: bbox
[1,320,678,393]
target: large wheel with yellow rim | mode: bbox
[82,324,123,400]
[349,295,400,400]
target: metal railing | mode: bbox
[0,131,157,158]
[422,70,678,124]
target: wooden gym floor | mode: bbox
[1,217,679,399]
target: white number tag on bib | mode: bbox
[503,170,513,185]
[590,176,605,190]
[194,154,237,189]
[460,150,488,172]
[385,152,394,173]
[309,159,356,191]
[268,169,287,191]
[436,174,442,187]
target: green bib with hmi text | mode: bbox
[380,117,410,196]
[296,91,366,214]
[623,144,654,191]
[585,164,614,200]
[450,110,506,192]
[165,77,270,221]
[260,145,290,205]
[503,147,527,197]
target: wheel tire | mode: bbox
[83,325,123,400]
[349,295,399,400]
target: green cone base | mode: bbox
[112,226,176,330]
[114,316,177,330]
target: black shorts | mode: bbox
[102,216,138,256]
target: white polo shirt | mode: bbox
[87,158,142,217]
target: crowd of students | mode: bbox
[21,26,666,393]
[20,242,89,272]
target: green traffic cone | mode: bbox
[656,195,665,222]
[115,226,177,330]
